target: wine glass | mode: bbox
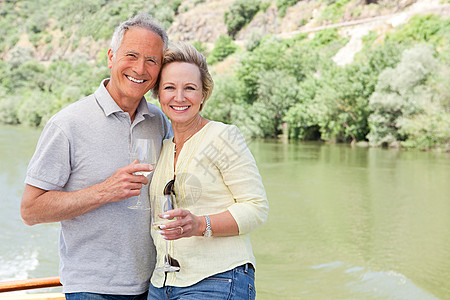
[152,194,180,272]
[128,138,157,210]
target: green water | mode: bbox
[250,140,450,299]
[1,126,449,299]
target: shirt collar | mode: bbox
[94,79,155,119]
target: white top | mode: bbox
[149,121,269,287]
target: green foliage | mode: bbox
[207,35,238,65]
[432,47,450,109]
[171,0,183,15]
[311,28,344,47]
[237,36,288,104]
[244,31,264,51]
[284,78,325,140]
[7,47,34,68]
[153,6,176,30]
[191,41,209,57]
[234,29,349,138]
[0,92,20,125]
[16,90,52,127]
[202,74,262,138]
[386,14,450,48]
[27,12,49,34]
[398,104,450,150]
[276,0,299,18]
[0,0,179,53]
[0,1,449,150]
[284,29,403,142]
[311,64,371,142]
[202,74,243,124]
[224,0,260,38]
[319,0,352,23]
[0,61,12,92]
[367,44,439,146]
[251,70,299,137]
[205,69,300,138]
[260,1,271,12]
[10,61,47,92]
[285,29,347,78]
[355,39,404,73]
[396,41,450,150]
[0,50,106,126]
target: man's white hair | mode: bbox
[110,13,168,55]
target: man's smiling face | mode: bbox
[106,27,164,108]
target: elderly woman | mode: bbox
[148,42,268,300]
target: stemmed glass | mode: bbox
[152,194,180,272]
[128,138,157,210]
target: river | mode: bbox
[1,125,449,299]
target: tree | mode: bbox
[202,74,243,124]
[276,0,299,18]
[207,35,238,65]
[0,89,19,125]
[236,36,287,104]
[224,0,260,38]
[252,69,299,137]
[367,44,438,146]
[284,77,325,140]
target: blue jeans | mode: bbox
[147,264,256,300]
[65,292,148,300]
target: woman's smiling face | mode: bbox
[158,62,203,125]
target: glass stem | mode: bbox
[165,240,170,266]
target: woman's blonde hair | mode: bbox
[152,42,214,111]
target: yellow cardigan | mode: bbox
[149,121,269,288]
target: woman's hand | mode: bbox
[155,209,239,240]
[156,208,206,240]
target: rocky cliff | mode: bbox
[168,0,449,43]
[5,0,450,65]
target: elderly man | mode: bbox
[21,13,172,300]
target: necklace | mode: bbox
[174,132,196,155]
[173,119,204,154]
[173,118,205,155]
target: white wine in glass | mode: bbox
[128,138,157,210]
[152,194,180,272]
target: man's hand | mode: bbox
[96,160,153,204]
[21,161,153,225]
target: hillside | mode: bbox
[1,0,449,150]
[172,0,449,42]
[2,0,449,63]
[169,0,450,66]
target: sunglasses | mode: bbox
[166,255,180,271]
[162,178,180,272]
[164,178,176,196]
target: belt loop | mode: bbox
[244,263,249,273]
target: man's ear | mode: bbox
[107,48,114,69]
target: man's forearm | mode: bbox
[21,163,152,225]
[21,184,106,226]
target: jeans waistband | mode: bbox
[240,263,255,272]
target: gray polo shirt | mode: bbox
[25,79,172,294]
